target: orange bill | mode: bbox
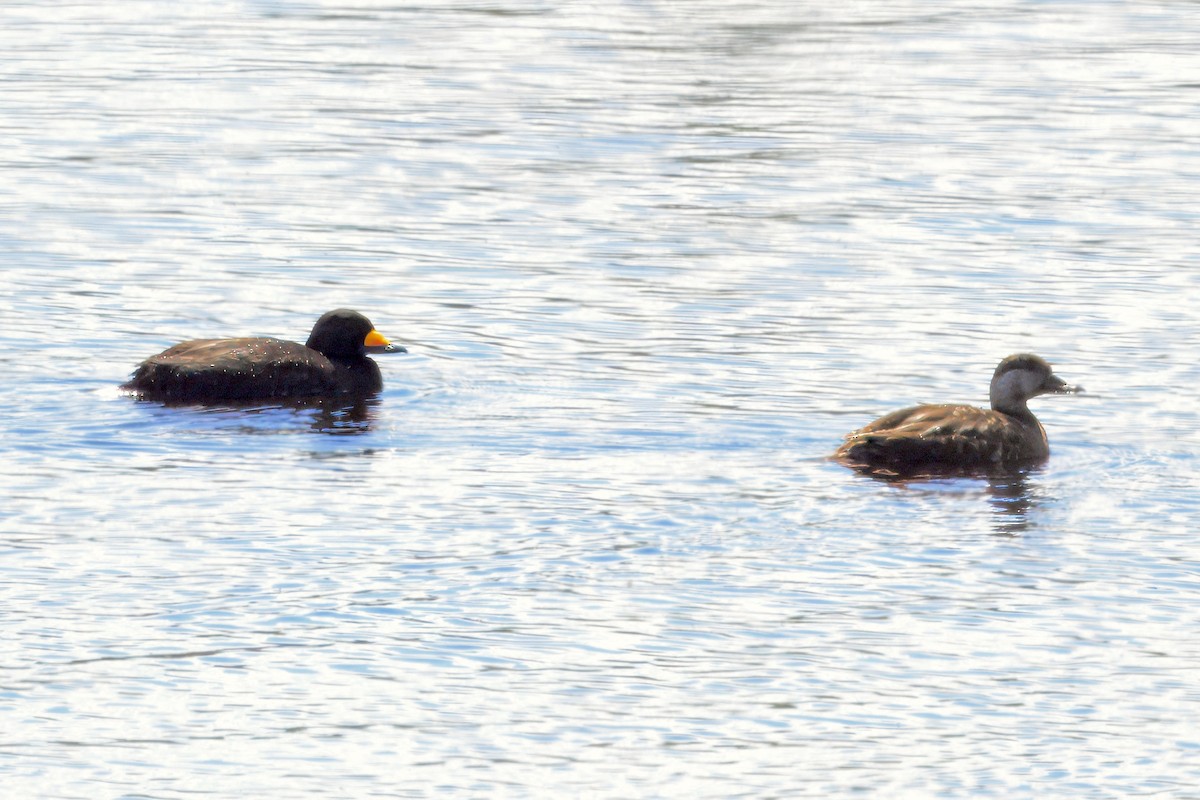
[363,329,407,354]
[364,329,391,348]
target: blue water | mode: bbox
[3,1,1200,797]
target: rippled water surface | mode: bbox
[4,1,1200,797]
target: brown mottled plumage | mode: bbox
[834,354,1082,476]
[122,309,405,403]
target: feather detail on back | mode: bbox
[124,338,370,402]
[834,403,1047,476]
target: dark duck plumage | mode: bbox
[122,309,406,403]
[833,354,1082,476]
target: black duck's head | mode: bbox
[306,309,407,360]
[989,353,1082,414]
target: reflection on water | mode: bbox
[128,394,383,436]
[840,462,1047,535]
[987,471,1039,536]
[308,396,377,435]
[2,0,1200,797]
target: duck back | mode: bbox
[834,403,1047,475]
[123,337,381,402]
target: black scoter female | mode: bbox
[834,354,1082,476]
[123,309,406,403]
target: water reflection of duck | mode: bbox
[122,309,406,403]
[987,472,1039,535]
[834,354,1082,477]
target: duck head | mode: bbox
[306,308,407,360]
[989,353,1082,416]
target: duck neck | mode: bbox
[327,352,369,365]
[991,397,1039,426]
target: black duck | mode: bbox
[123,308,405,403]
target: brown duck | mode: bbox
[834,354,1082,476]
[122,309,406,403]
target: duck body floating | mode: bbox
[122,309,405,403]
[834,354,1082,477]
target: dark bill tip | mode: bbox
[366,343,407,354]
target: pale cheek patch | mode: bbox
[994,369,1041,401]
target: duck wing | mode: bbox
[125,337,338,401]
[835,404,1038,474]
